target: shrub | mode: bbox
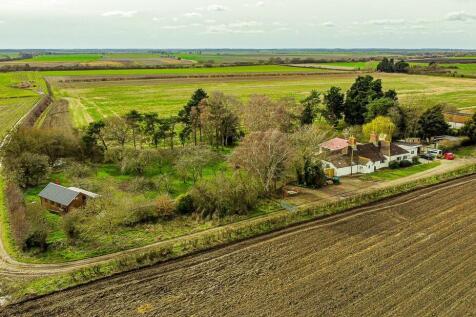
[123,177,157,192]
[412,156,420,165]
[156,195,176,219]
[389,161,400,169]
[63,210,82,242]
[5,182,29,247]
[399,160,413,168]
[123,205,158,226]
[190,172,261,219]
[176,194,195,215]
[67,162,93,178]
[9,152,49,188]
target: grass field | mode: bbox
[43,65,327,77]
[0,72,46,138]
[51,72,476,126]
[21,54,103,63]
[360,162,441,181]
[307,61,379,70]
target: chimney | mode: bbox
[369,132,378,146]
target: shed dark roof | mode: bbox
[389,143,409,156]
[39,183,79,206]
[357,143,386,162]
[325,154,357,168]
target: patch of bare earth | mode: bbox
[2,176,475,317]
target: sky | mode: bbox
[0,0,475,49]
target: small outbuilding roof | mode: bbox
[39,183,80,206]
[68,187,100,198]
[320,138,349,151]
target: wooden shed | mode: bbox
[38,183,99,214]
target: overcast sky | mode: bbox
[0,0,475,49]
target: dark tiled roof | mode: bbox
[389,143,409,156]
[357,143,386,162]
[39,183,79,206]
[325,154,357,168]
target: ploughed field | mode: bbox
[4,176,475,317]
[51,72,476,127]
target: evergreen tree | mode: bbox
[322,86,345,127]
[300,90,320,126]
[344,76,383,125]
[178,89,208,144]
[417,105,450,141]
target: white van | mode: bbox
[427,149,443,157]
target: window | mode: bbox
[397,157,401,161]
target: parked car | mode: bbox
[427,149,443,158]
[419,153,434,161]
[444,152,455,160]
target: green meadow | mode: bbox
[0,72,46,137]
[43,65,326,77]
[52,72,476,127]
[21,54,103,63]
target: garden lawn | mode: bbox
[360,162,441,181]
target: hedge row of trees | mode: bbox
[317,75,450,141]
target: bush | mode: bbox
[399,160,413,168]
[122,177,157,192]
[176,194,195,215]
[67,162,93,178]
[412,156,420,165]
[156,195,176,219]
[123,205,158,226]
[63,210,82,242]
[389,161,400,169]
[9,152,49,188]
[190,172,261,219]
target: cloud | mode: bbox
[0,20,4,24]
[362,19,406,25]
[184,12,202,18]
[446,11,476,22]
[322,21,335,28]
[207,4,228,12]
[161,25,188,30]
[102,10,137,18]
[256,1,265,7]
[152,17,163,22]
[206,21,264,34]
[205,19,216,24]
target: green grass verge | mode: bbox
[7,163,476,303]
[360,162,441,181]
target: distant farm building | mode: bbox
[39,183,99,214]
[444,111,473,129]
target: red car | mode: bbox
[444,152,455,160]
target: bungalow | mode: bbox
[39,183,99,214]
[394,141,422,159]
[321,135,410,177]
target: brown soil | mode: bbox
[3,176,475,317]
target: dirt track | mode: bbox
[2,175,475,317]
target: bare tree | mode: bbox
[240,95,301,133]
[231,129,293,194]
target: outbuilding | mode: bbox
[38,183,99,214]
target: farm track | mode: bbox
[2,174,475,316]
